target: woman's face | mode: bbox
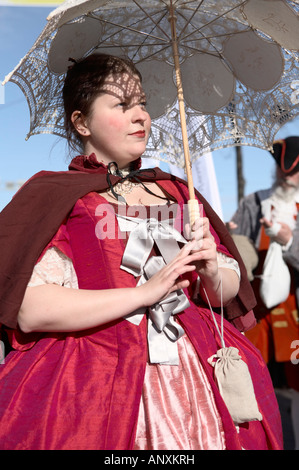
[73,73,151,168]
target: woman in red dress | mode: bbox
[0,54,282,450]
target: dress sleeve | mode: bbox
[28,246,79,289]
[217,251,240,279]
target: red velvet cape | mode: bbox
[0,154,256,329]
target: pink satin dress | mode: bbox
[134,335,226,449]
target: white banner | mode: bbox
[142,154,223,220]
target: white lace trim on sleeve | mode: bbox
[28,246,78,289]
[217,251,240,279]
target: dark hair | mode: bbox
[62,53,142,152]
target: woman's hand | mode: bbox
[185,217,218,283]
[136,240,199,308]
[185,217,240,307]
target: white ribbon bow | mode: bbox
[117,215,190,365]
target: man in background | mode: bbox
[229,136,299,449]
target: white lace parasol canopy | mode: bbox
[3,0,299,167]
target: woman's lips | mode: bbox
[130,130,145,137]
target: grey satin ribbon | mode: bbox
[117,215,190,365]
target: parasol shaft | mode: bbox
[168,1,200,225]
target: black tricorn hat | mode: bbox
[271,136,299,173]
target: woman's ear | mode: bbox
[71,110,91,137]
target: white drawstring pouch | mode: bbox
[259,241,291,309]
[205,279,263,425]
[208,347,263,424]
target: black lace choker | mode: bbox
[106,161,169,204]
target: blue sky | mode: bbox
[1,4,299,221]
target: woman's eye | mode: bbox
[116,100,147,110]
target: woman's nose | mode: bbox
[131,104,150,123]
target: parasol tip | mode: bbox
[2,74,11,86]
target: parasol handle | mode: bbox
[168,2,200,227]
[188,199,201,227]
